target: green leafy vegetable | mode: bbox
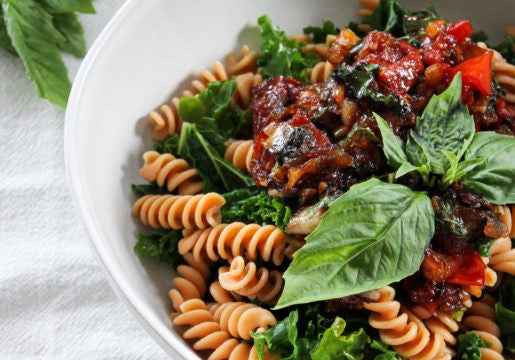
[175,122,253,192]
[493,36,515,65]
[470,31,488,43]
[456,332,491,360]
[402,8,439,36]
[441,152,485,188]
[362,0,408,37]
[496,276,515,352]
[2,0,71,108]
[333,63,410,115]
[179,80,246,142]
[52,12,86,57]
[276,178,434,308]
[257,15,318,83]
[407,73,475,175]
[131,182,170,197]
[460,131,515,204]
[38,0,94,14]
[221,187,292,230]
[134,231,183,268]
[477,239,494,258]
[310,318,368,360]
[369,340,402,360]
[374,113,408,169]
[303,20,339,43]
[0,0,93,107]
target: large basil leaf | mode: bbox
[461,132,515,204]
[407,73,475,174]
[276,178,434,308]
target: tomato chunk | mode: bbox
[453,51,493,97]
[445,251,486,286]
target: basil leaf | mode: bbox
[408,73,475,174]
[0,10,15,53]
[52,12,85,57]
[38,0,95,14]
[374,112,407,169]
[362,0,408,37]
[251,310,299,360]
[257,15,318,83]
[2,0,71,108]
[310,318,369,360]
[276,178,434,308]
[461,131,515,204]
[303,20,339,43]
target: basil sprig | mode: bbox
[376,72,515,203]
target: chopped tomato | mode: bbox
[447,20,474,45]
[445,251,486,286]
[453,51,493,97]
[422,20,474,65]
[379,51,425,94]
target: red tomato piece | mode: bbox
[453,51,493,97]
[445,252,486,286]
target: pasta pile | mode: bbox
[131,6,515,358]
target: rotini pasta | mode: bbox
[132,193,225,230]
[227,45,259,76]
[218,256,283,305]
[463,295,504,360]
[224,139,254,174]
[173,298,271,360]
[232,72,263,108]
[488,205,515,275]
[178,222,291,266]
[410,305,459,352]
[139,151,204,195]
[169,252,209,311]
[364,286,449,360]
[478,42,515,103]
[309,61,334,83]
[149,98,182,141]
[209,301,277,340]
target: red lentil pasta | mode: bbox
[130,2,515,358]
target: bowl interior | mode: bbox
[65,0,513,358]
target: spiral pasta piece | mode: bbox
[488,205,515,275]
[168,253,209,311]
[463,295,504,360]
[478,42,515,103]
[227,45,259,76]
[186,60,229,97]
[173,299,270,360]
[364,286,448,360]
[132,193,225,230]
[309,61,334,83]
[219,256,283,305]
[232,72,262,108]
[139,151,203,195]
[149,98,181,141]
[224,140,254,174]
[209,301,277,340]
[410,306,459,349]
[178,223,291,266]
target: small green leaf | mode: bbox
[38,0,95,14]
[2,0,71,108]
[461,131,515,203]
[408,73,475,174]
[276,178,434,308]
[374,112,407,169]
[303,20,339,43]
[134,231,183,268]
[456,332,491,360]
[477,239,494,258]
[52,12,86,57]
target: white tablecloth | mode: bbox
[0,2,168,359]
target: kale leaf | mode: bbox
[496,276,515,352]
[257,15,318,83]
[221,187,291,230]
[131,182,170,197]
[456,332,491,360]
[303,20,339,43]
[134,230,183,268]
[362,0,408,37]
[333,63,410,115]
[494,36,515,65]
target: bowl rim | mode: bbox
[64,0,197,358]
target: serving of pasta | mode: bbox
[131,0,515,359]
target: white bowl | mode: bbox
[65,0,514,358]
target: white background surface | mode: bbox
[0,1,168,359]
